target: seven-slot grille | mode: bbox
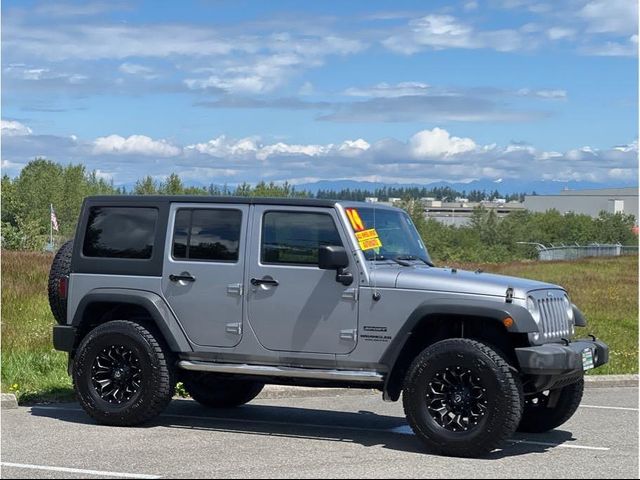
[531,290,573,341]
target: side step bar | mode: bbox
[178,360,384,384]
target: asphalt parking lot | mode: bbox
[1,386,637,479]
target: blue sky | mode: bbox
[1,0,638,187]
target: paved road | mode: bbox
[1,387,638,479]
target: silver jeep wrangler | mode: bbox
[50,196,609,457]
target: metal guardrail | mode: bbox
[517,242,639,261]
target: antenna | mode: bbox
[372,199,381,301]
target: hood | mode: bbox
[370,265,562,299]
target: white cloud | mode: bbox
[517,88,567,99]
[409,128,477,158]
[583,36,639,56]
[344,82,430,98]
[185,135,370,160]
[382,14,530,54]
[184,35,365,95]
[92,134,181,156]
[185,135,260,157]
[118,63,156,78]
[464,1,479,11]
[2,122,637,187]
[547,27,576,41]
[580,0,638,35]
[1,120,33,136]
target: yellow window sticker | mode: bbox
[355,228,379,241]
[359,236,382,251]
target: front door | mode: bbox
[246,206,359,354]
[162,203,248,348]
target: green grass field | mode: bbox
[1,251,637,404]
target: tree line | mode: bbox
[1,159,636,262]
[316,186,525,202]
[402,200,637,263]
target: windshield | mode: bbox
[348,207,432,265]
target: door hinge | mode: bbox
[227,283,244,296]
[340,329,358,341]
[341,287,358,301]
[226,323,242,335]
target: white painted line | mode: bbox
[580,404,639,412]
[391,425,610,452]
[0,462,161,479]
[510,440,610,452]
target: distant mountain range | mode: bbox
[294,179,637,196]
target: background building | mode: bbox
[524,187,638,223]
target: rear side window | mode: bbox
[83,207,158,259]
[261,211,342,265]
[172,209,242,262]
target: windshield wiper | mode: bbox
[395,255,435,267]
[369,254,409,266]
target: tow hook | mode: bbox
[561,338,570,346]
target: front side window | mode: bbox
[172,209,242,262]
[261,211,343,265]
[83,207,158,259]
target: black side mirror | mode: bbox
[318,246,353,286]
[318,246,349,270]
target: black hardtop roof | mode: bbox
[84,195,339,208]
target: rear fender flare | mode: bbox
[71,289,193,352]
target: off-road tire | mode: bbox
[73,320,175,426]
[182,373,264,408]
[518,377,584,433]
[48,240,73,325]
[403,338,523,458]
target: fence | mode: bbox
[517,242,639,261]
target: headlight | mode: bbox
[527,296,541,325]
[527,296,541,343]
[563,294,575,336]
[563,295,574,322]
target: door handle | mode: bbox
[250,277,279,287]
[169,273,196,283]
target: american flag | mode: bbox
[51,205,59,232]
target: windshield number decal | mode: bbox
[345,208,366,232]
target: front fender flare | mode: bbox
[72,288,193,352]
[380,298,537,401]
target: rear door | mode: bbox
[162,203,248,348]
[246,206,359,354]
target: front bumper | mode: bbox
[516,338,609,376]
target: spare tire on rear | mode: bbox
[48,240,73,325]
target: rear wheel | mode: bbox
[518,378,584,433]
[403,339,523,457]
[73,320,175,426]
[182,373,264,408]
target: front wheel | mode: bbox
[73,320,175,426]
[403,339,523,457]
[518,378,584,433]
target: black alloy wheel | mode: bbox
[91,345,143,405]
[426,366,488,432]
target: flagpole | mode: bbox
[50,203,53,249]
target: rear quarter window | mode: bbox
[83,207,158,259]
